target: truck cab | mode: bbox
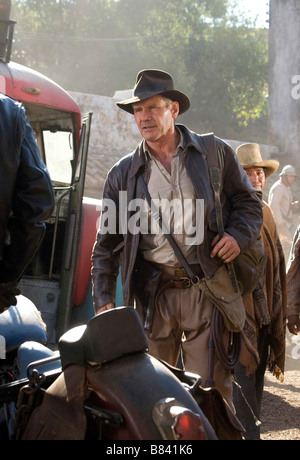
[0,1,103,342]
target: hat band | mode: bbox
[134,85,171,99]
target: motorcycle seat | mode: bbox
[58,307,148,370]
[0,295,47,352]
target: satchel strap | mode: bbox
[201,134,224,239]
[201,134,239,293]
[139,174,200,283]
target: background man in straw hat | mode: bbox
[234,143,287,439]
[92,69,263,407]
[268,164,299,259]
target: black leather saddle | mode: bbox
[58,307,148,370]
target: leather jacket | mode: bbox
[92,124,263,310]
[0,95,54,287]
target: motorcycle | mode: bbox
[0,296,243,441]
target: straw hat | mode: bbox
[236,143,279,177]
[117,69,190,115]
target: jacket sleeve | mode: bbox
[91,167,124,310]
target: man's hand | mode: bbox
[287,315,300,335]
[95,302,115,315]
[210,232,241,263]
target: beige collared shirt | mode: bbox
[139,130,200,268]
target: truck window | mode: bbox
[43,130,73,185]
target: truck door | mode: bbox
[55,112,93,338]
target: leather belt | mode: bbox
[156,264,203,279]
[167,278,197,289]
[156,277,199,304]
[153,263,204,289]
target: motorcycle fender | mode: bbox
[85,353,214,440]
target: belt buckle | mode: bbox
[180,274,201,289]
[180,276,191,288]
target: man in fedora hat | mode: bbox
[234,143,287,439]
[268,164,299,259]
[92,69,263,408]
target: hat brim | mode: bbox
[242,160,280,177]
[117,89,190,115]
[279,171,297,176]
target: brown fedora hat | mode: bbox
[236,143,279,177]
[117,69,190,115]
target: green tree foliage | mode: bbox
[11,0,268,140]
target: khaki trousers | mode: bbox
[141,284,233,407]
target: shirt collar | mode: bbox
[129,124,203,179]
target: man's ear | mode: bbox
[171,101,180,119]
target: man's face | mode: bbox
[286,174,295,185]
[245,166,267,191]
[133,95,179,143]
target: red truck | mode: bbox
[0,1,119,342]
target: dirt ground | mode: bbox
[260,333,300,440]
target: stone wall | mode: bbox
[70,91,280,200]
[70,91,141,199]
